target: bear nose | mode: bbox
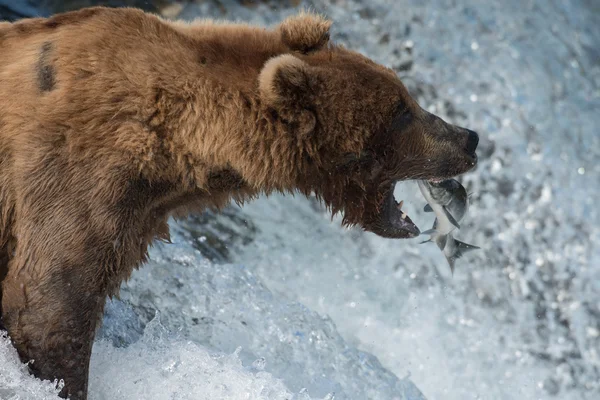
[465,129,479,154]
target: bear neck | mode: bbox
[163,83,318,196]
[141,21,327,198]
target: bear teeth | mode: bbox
[396,200,408,219]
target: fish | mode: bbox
[417,179,479,274]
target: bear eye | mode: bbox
[389,107,412,132]
[340,151,372,167]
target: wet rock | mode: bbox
[379,33,390,44]
[97,298,145,347]
[394,59,414,72]
[232,0,304,10]
[174,207,258,263]
[358,7,376,19]
[496,178,514,197]
[0,1,42,20]
[0,0,175,20]
[40,0,173,13]
[543,377,560,395]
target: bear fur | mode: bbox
[0,7,478,399]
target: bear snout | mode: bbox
[465,129,479,155]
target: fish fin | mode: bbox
[454,240,480,256]
[442,249,456,275]
[436,234,448,250]
[445,256,456,276]
[423,204,434,212]
[442,206,461,229]
[444,239,479,275]
[420,229,436,235]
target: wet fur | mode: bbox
[0,7,477,399]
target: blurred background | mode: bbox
[0,1,598,399]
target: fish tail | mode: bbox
[444,254,456,275]
[443,238,480,275]
[454,239,480,255]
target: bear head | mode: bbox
[257,12,479,239]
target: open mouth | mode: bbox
[376,182,420,239]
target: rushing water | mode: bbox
[1,0,599,399]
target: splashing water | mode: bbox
[1,0,598,399]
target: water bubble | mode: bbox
[514,351,521,359]
[252,357,266,371]
[294,388,311,400]
[535,257,544,267]
[587,327,599,338]
[525,220,537,230]
[491,159,502,173]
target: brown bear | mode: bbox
[0,7,479,399]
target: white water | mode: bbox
[1,327,318,400]
[1,0,598,399]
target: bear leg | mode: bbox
[0,244,8,331]
[1,261,106,400]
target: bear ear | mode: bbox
[278,11,332,53]
[259,54,310,105]
[259,54,316,138]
